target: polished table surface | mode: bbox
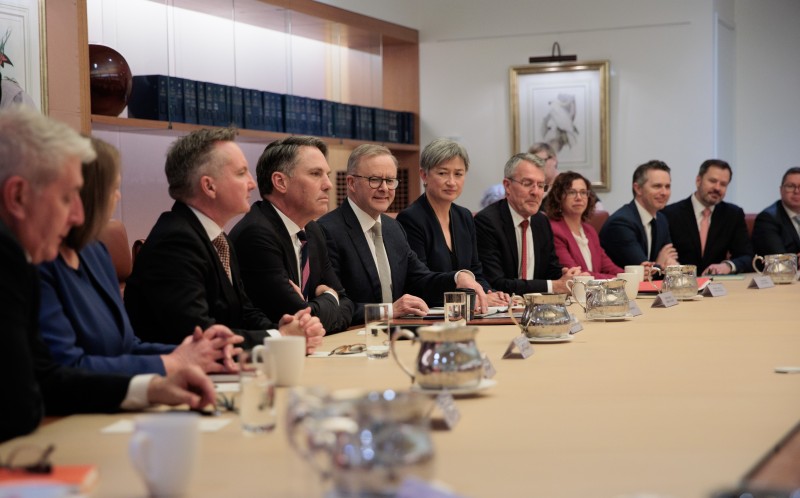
[2,276,799,497]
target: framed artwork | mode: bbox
[0,0,45,111]
[510,60,610,190]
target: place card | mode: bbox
[397,477,464,498]
[628,300,643,316]
[436,392,460,429]
[503,334,534,359]
[569,320,583,334]
[482,353,497,379]
[651,291,678,308]
[702,282,727,297]
[748,276,775,289]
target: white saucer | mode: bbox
[527,334,574,343]
[586,314,634,322]
[411,378,497,396]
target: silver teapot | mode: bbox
[753,253,798,284]
[509,293,572,338]
[287,387,435,496]
[572,279,629,319]
[390,325,483,390]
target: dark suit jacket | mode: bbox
[599,200,672,268]
[1,221,129,443]
[396,194,491,291]
[662,197,753,274]
[229,200,353,333]
[549,218,623,279]
[752,200,800,256]
[38,241,173,376]
[473,199,563,294]
[125,201,273,348]
[318,199,458,324]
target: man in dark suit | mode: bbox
[662,159,753,275]
[318,144,486,324]
[475,153,580,295]
[752,167,800,257]
[0,108,215,443]
[230,136,353,333]
[599,160,679,270]
[125,128,324,351]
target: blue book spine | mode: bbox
[387,110,401,143]
[182,79,198,125]
[273,93,285,132]
[128,75,169,121]
[243,89,264,131]
[196,82,213,125]
[229,86,244,128]
[167,77,184,123]
[403,111,415,144]
[306,98,322,136]
[210,83,229,127]
[321,100,335,137]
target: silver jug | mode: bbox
[509,293,572,338]
[391,325,483,390]
[287,387,435,497]
[573,279,629,319]
[662,264,699,300]
[753,253,798,284]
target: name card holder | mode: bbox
[629,300,644,316]
[651,291,679,308]
[398,477,465,498]
[503,334,534,359]
[482,353,497,379]
[435,391,460,429]
[569,321,584,334]
[702,282,727,297]
[748,276,775,289]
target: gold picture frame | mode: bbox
[510,60,610,191]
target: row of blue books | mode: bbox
[126,75,415,144]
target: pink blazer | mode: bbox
[549,218,623,279]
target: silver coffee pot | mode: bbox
[509,293,572,338]
[753,253,798,284]
[573,279,629,319]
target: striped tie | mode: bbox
[298,229,310,300]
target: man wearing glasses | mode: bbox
[752,166,800,257]
[475,153,581,295]
[662,159,753,276]
[319,144,487,325]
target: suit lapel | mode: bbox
[778,203,800,247]
[341,201,383,300]
[261,201,300,284]
[499,200,519,276]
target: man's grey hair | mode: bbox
[420,138,470,174]
[346,143,397,174]
[0,107,95,188]
[165,127,237,201]
[256,136,328,197]
[503,152,544,179]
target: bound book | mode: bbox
[0,464,99,494]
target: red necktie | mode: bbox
[519,219,529,279]
[298,230,310,299]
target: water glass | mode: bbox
[239,369,276,435]
[443,292,467,326]
[364,303,391,359]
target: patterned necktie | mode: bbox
[297,229,310,300]
[699,207,711,255]
[519,219,529,279]
[212,233,232,283]
[370,222,393,303]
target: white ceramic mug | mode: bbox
[624,265,646,283]
[129,413,199,497]
[566,275,594,306]
[252,336,306,387]
[616,272,640,300]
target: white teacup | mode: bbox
[252,336,306,387]
[624,265,646,283]
[129,413,199,497]
[616,272,640,300]
[566,276,594,306]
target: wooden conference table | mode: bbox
[2,276,798,497]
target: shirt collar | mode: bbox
[507,202,528,227]
[781,202,800,220]
[690,194,714,218]
[634,199,654,226]
[272,203,303,239]
[188,205,223,241]
[348,198,380,233]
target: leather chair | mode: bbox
[97,219,132,293]
[588,210,609,235]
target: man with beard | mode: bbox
[662,159,752,275]
[600,160,679,270]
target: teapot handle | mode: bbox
[752,255,764,274]
[570,281,588,312]
[390,328,417,383]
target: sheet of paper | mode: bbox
[101,418,231,434]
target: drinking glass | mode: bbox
[443,292,467,326]
[364,303,391,359]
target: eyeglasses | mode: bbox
[351,175,400,190]
[1,444,55,474]
[565,189,590,198]
[328,343,366,356]
[782,183,800,193]
[506,177,550,192]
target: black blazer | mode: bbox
[229,200,353,333]
[318,199,457,324]
[662,196,753,274]
[0,221,129,443]
[396,194,491,291]
[125,201,273,348]
[599,200,672,268]
[752,200,800,256]
[473,199,563,294]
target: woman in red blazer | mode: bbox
[544,171,622,279]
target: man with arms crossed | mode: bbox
[319,144,487,324]
[230,136,354,333]
[125,128,324,352]
[662,159,752,275]
[0,108,215,443]
[475,153,580,295]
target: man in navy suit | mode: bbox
[752,167,800,257]
[125,128,324,352]
[318,144,487,324]
[474,153,580,295]
[230,136,354,333]
[599,160,679,270]
[662,159,753,275]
